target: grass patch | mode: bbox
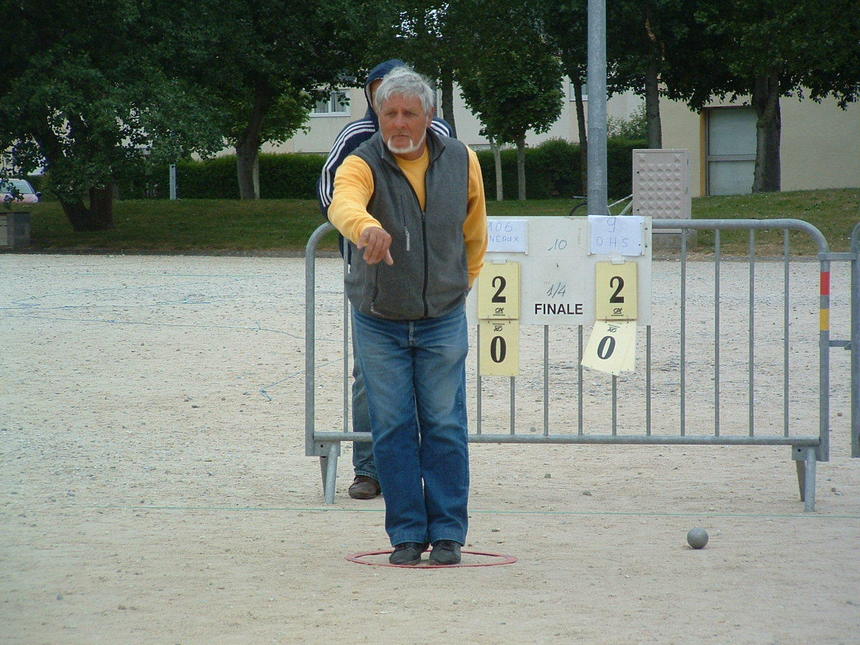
[14,188,859,256]
[24,199,343,253]
[688,188,860,255]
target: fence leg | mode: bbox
[318,443,340,504]
[793,446,817,512]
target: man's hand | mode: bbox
[357,226,394,265]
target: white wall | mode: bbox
[661,94,860,197]
[245,82,860,199]
[263,79,643,155]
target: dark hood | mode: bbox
[363,59,407,126]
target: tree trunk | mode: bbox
[236,145,260,200]
[440,66,456,136]
[60,198,95,232]
[573,80,588,195]
[752,74,781,193]
[58,185,114,232]
[643,8,662,149]
[492,141,503,201]
[235,86,270,200]
[34,126,114,232]
[516,135,526,201]
[644,58,662,149]
[89,184,115,229]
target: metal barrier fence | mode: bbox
[305,218,853,510]
[852,222,860,460]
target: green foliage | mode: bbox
[2,1,225,183]
[116,154,327,200]
[175,158,238,199]
[456,2,565,147]
[0,0,381,215]
[669,0,860,109]
[113,140,645,202]
[668,0,859,191]
[606,137,644,197]
[476,138,644,200]
[7,0,857,217]
[188,0,373,146]
[526,139,581,198]
[539,0,588,83]
[26,175,47,195]
[259,154,327,200]
[607,104,648,139]
[0,0,225,230]
[369,1,459,86]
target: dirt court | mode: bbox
[2,252,858,645]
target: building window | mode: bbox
[312,90,350,116]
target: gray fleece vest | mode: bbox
[346,130,470,320]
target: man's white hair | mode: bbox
[373,66,435,115]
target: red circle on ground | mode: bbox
[346,548,518,568]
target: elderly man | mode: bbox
[317,59,454,501]
[329,66,487,565]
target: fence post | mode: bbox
[852,223,860,458]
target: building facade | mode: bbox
[661,94,860,197]
[264,80,642,154]
[262,81,859,198]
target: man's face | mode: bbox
[378,93,433,160]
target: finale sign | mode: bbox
[470,216,651,378]
[469,216,651,327]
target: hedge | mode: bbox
[475,137,645,200]
[109,137,646,201]
[114,153,327,200]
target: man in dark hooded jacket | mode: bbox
[317,59,454,499]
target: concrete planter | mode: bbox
[0,211,31,249]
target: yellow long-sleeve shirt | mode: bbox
[329,144,488,286]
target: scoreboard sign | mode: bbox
[470,216,651,377]
[469,216,651,327]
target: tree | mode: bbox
[369,1,464,133]
[669,0,860,192]
[457,1,565,200]
[543,0,700,187]
[540,0,589,194]
[608,103,648,139]
[601,1,704,150]
[183,0,378,199]
[0,0,224,231]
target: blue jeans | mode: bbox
[352,305,470,547]
[350,345,377,480]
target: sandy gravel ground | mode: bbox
[2,253,858,645]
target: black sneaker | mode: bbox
[389,542,428,565]
[429,540,461,565]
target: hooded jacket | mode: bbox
[317,59,455,219]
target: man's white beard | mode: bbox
[386,132,426,156]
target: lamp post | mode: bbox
[587,0,608,215]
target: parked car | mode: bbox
[1,178,41,204]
